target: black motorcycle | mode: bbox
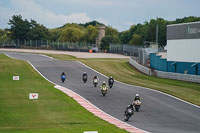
[108,79,114,88]
[124,105,134,121]
[83,75,87,83]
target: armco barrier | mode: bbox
[129,57,151,75]
[155,70,200,83]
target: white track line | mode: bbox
[5,53,18,60]
[39,54,55,60]
[27,61,148,133]
[77,61,200,109]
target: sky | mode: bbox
[0,0,200,31]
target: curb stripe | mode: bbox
[55,85,147,133]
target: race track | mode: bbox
[2,52,200,133]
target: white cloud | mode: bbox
[2,0,95,28]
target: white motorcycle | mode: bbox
[133,100,141,112]
[93,78,98,87]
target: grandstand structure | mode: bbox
[150,22,200,75]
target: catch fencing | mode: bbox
[110,44,158,66]
[0,40,94,52]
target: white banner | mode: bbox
[13,76,19,80]
[29,93,39,99]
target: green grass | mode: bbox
[46,54,200,106]
[0,54,128,133]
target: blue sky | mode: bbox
[0,0,200,31]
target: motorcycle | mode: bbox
[93,78,98,87]
[124,105,134,121]
[109,80,114,88]
[61,75,66,83]
[133,100,141,112]
[101,86,108,96]
[83,75,87,83]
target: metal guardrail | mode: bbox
[129,57,151,75]
[155,70,200,83]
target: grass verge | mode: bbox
[0,54,128,133]
[46,54,200,106]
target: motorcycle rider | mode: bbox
[125,103,134,114]
[134,94,141,101]
[61,72,66,83]
[101,81,108,90]
[82,72,88,83]
[133,94,141,112]
[101,81,107,87]
[108,76,114,84]
[100,81,108,96]
[93,76,99,87]
[108,76,114,88]
[93,76,99,82]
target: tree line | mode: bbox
[0,15,200,50]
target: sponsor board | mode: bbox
[29,93,38,99]
[13,76,19,80]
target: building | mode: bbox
[150,22,200,75]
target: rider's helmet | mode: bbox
[103,81,106,84]
[110,76,112,78]
[84,72,86,74]
[94,76,97,78]
[136,94,139,97]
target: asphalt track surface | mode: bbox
[2,52,200,133]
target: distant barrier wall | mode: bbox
[155,70,200,83]
[130,57,200,83]
[129,57,151,75]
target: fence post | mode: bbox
[30,40,32,47]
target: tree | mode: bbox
[128,34,143,45]
[79,20,104,28]
[0,29,9,42]
[59,27,85,42]
[100,35,120,50]
[84,25,98,44]
[8,15,31,40]
[119,30,131,44]
[49,28,62,41]
[105,26,119,36]
[28,20,51,40]
[8,15,51,41]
